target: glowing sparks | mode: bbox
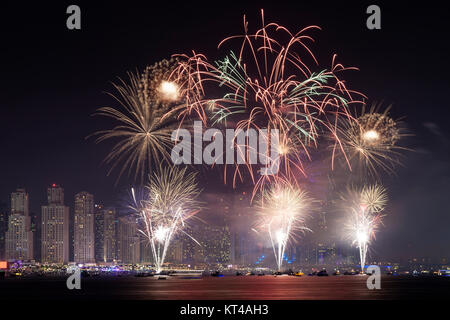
[154,225,170,243]
[173,10,364,196]
[363,130,379,141]
[256,182,313,271]
[158,80,179,102]
[91,12,408,274]
[131,165,201,273]
[342,184,388,272]
[91,59,183,182]
[332,103,407,177]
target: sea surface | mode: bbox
[1,275,449,300]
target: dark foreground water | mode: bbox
[1,275,449,300]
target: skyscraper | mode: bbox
[199,225,231,265]
[0,202,8,260]
[41,185,69,264]
[117,215,140,264]
[94,204,104,262]
[166,239,183,264]
[47,184,64,204]
[94,206,117,263]
[74,192,95,264]
[5,189,33,261]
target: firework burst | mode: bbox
[91,58,186,182]
[332,103,407,178]
[341,184,387,272]
[130,165,201,273]
[256,181,313,271]
[173,10,364,195]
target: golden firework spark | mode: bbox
[332,103,407,177]
[340,184,388,272]
[131,165,202,273]
[173,11,365,196]
[256,181,313,270]
[91,59,184,182]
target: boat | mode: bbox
[344,270,357,275]
[211,271,224,277]
[317,270,329,276]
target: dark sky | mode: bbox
[1,1,449,262]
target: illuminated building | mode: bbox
[94,206,117,263]
[117,215,140,264]
[5,189,33,261]
[47,184,64,204]
[0,203,9,260]
[166,238,183,264]
[74,192,95,263]
[200,225,231,265]
[41,185,69,264]
[94,204,104,262]
[180,229,202,264]
[140,235,153,264]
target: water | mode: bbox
[0,275,449,300]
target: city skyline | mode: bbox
[1,2,449,264]
[0,185,448,267]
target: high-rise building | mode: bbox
[74,192,95,264]
[5,189,33,261]
[94,206,117,263]
[140,233,153,264]
[199,225,231,265]
[166,238,183,264]
[0,202,8,260]
[117,215,140,264]
[94,204,104,262]
[31,211,41,261]
[41,185,69,264]
[47,184,64,204]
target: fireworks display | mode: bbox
[130,166,201,273]
[256,182,313,270]
[342,185,388,272]
[92,59,184,182]
[93,11,409,273]
[173,10,364,195]
[332,103,406,178]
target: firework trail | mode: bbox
[342,184,387,272]
[91,58,187,182]
[332,103,407,178]
[256,181,313,271]
[173,10,364,196]
[129,165,201,273]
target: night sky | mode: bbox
[1,1,449,262]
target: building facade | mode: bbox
[0,205,7,260]
[5,189,33,260]
[74,192,95,264]
[41,185,69,264]
[94,206,117,263]
[117,215,140,264]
